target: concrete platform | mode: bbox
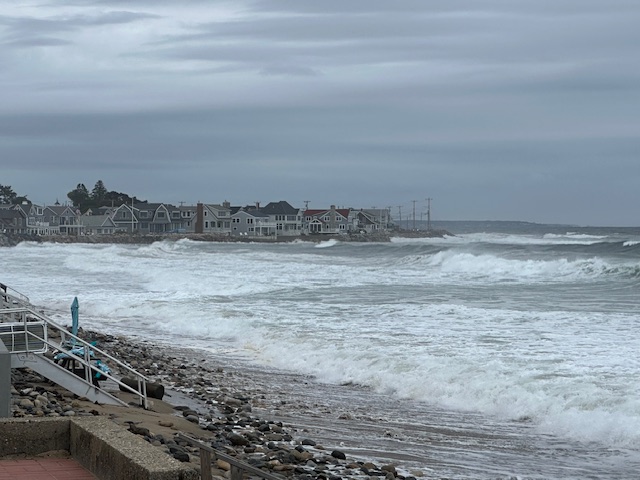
[0,457,98,479]
[0,417,198,480]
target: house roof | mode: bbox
[304,208,351,219]
[0,210,23,219]
[232,209,269,218]
[80,215,116,228]
[260,201,298,215]
[45,205,78,216]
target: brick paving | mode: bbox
[0,458,98,479]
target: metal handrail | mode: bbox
[1,296,150,409]
[0,283,30,306]
[177,433,285,480]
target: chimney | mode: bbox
[195,203,204,233]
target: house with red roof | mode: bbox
[303,205,357,234]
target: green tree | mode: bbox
[0,184,17,204]
[91,180,108,205]
[67,183,90,210]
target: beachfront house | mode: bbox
[135,203,185,233]
[179,205,197,233]
[356,208,392,233]
[42,205,83,235]
[79,214,117,235]
[11,202,57,235]
[303,205,356,234]
[111,204,138,233]
[199,203,232,235]
[111,203,186,234]
[230,206,272,237]
[259,201,303,237]
[0,208,27,234]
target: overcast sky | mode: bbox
[1,1,639,226]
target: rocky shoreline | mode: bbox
[0,229,450,247]
[10,330,424,480]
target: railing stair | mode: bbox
[1,283,150,409]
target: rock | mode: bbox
[331,450,347,460]
[128,423,151,437]
[381,464,397,477]
[228,432,249,446]
[173,451,190,462]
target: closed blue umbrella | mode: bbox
[70,296,79,337]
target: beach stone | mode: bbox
[331,450,347,460]
[301,438,317,446]
[216,459,231,471]
[19,399,34,408]
[228,432,250,446]
[292,449,314,462]
[173,451,190,462]
[185,414,200,423]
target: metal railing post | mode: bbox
[0,340,10,418]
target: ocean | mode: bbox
[2,221,640,479]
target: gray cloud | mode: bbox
[1,0,639,225]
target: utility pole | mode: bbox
[304,200,310,210]
[426,197,432,231]
[412,200,416,230]
[397,206,403,230]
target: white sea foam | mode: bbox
[3,236,640,453]
[315,239,340,248]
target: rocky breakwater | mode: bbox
[10,331,424,480]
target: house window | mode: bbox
[224,221,230,228]
[247,218,253,224]
[140,211,149,218]
[204,211,208,216]
[248,227,254,232]
[220,211,227,216]
[157,211,165,218]
[172,212,180,219]
[205,221,209,228]
[121,211,127,218]
[232,218,240,223]
[141,223,148,229]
